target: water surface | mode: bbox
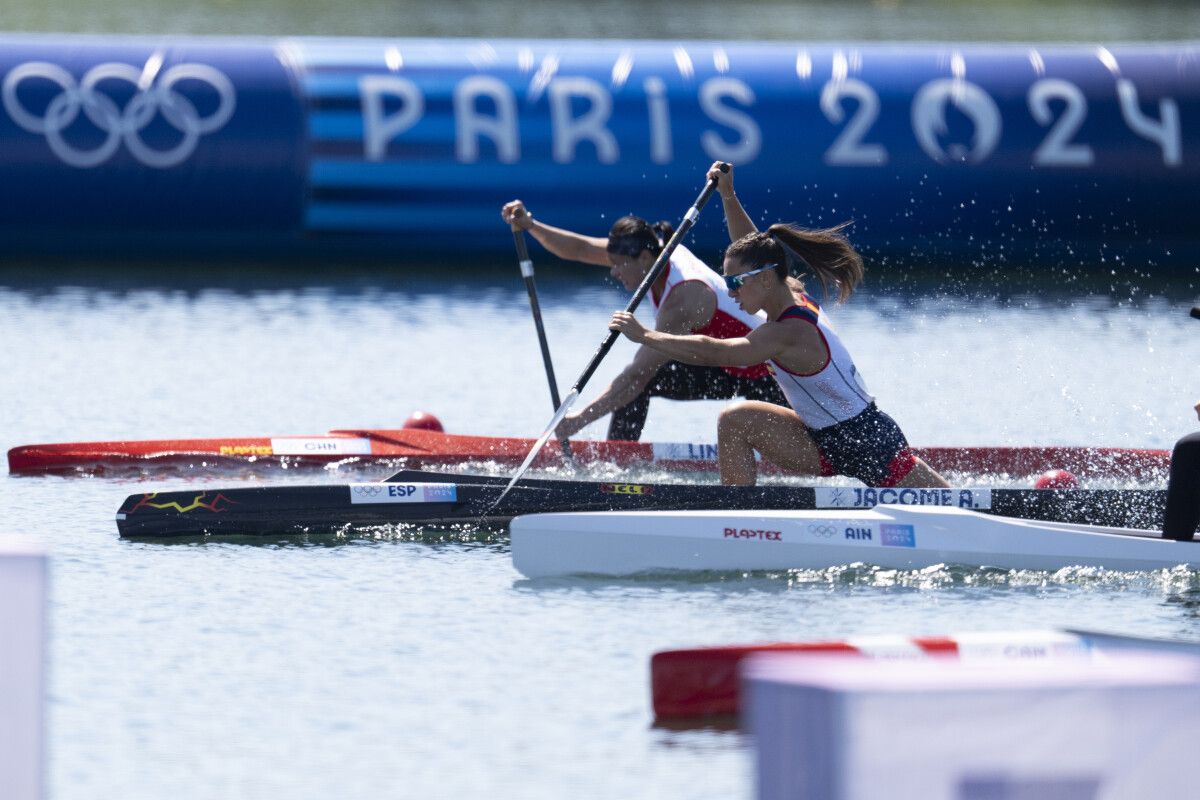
[2,265,1198,799]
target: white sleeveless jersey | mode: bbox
[650,245,770,378]
[768,295,874,429]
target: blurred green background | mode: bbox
[7,0,1200,40]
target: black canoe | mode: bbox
[114,469,1167,539]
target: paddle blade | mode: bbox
[494,388,580,507]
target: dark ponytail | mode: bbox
[606,215,673,257]
[725,222,864,303]
[650,220,675,247]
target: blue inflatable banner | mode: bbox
[0,34,1197,267]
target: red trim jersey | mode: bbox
[650,245,770,379]
[767,295,874,430]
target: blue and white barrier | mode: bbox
[0,540,46,800]
[745,652,1200,799]
[1,34,1198,265]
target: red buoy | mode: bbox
[1034,469,1080,489]
[402,411,444,432]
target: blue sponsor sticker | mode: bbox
[880,523,916,548]
[422,484,457,502]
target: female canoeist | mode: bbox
[609,164,947,488]
[499,199,787,441]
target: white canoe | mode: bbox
[509,504,1197,578]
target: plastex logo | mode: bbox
[723,527,782,541]
[218,444,273,456]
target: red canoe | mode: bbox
[650,629,1196,720]
[7,427,1169,480]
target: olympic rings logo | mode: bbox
[352,485,385,497]
[808,524,837,539]
[2,59,236,169]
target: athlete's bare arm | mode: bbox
[611,310,786,368]
[554,341,671,437]
[554,283,718,437]
[707,162,757,242]
[613,311,831,374]
[501,200,610,266]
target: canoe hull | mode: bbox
[113,470,1167,538]
[510,505,1197,578]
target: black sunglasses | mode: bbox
[723,263,778,291]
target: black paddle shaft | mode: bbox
[512,225,574,464]
[1191,306,1200,320]
[513,228,564,410]
[573,163,729,392]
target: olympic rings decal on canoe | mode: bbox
[2,59,236,169]
[807,524,838,539]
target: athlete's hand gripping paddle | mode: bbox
[490,163,731,510]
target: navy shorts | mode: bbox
[809,403,917,487]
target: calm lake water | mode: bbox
[2,261,1199,800]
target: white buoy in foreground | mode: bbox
[744,651,1200,800]
[0,539,46,800]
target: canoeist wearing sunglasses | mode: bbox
[608,163,948,488]
[500,199,788,442]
